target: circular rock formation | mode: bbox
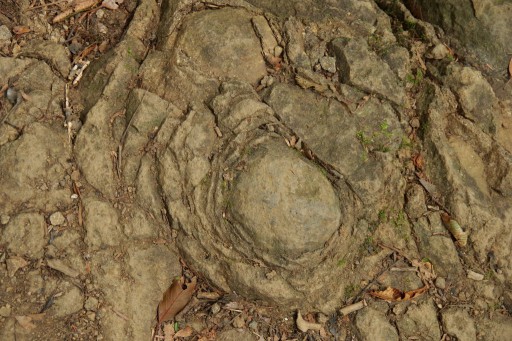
[230,140,341,261]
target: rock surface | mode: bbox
[0,0,511,340]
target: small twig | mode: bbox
[27,0,72,11]
[390,267,417,272]
[111,308,130,321]
[339,300,367,316]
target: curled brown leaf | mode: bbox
[158,276,197,324]
[369,285,428,302]
[441,213,468,247]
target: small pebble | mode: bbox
[210,303,221,315]
[71,194,79,199]
[50,211,66,226]
[467,270,484,281]
[71,170,80,181]
[426,43,450,60]
[0,215,10,225]
[435,277,446,289]
[85,297,99,311]
[0,304,12,317]
[232,314,245,328]
[274,45,283,57]
[248,320,258,331]
[0,25,12,41]
[97,23,108,35]
[6,88,18,104]
[410,117,420,129]
[319,56,336,73]
[96,9,105,19]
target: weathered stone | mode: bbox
[0,25,12,41]
[0,123,72,215]
[396,299,441,341]
[49,284,84,318]
[442,308,476,341]
[412,214,464,278]
[175,8,267,85]
[20,39,71,77]
[445,64,497,134]
[0,304,12,317]
[403,0,512,71]
[0,213,46,258]
[330,37,406,106]
[84,297,99,312]
[230,139,341,260]
[356,307,399,341]
[47,258,80,278]
[381,45,411,80]
[49,211,66,226]
[319,56,336,73]
[265,83,362,176]
[405,184,427,219]
[476,315,512,341]
[6,256,29,277]
[84,198,125,250]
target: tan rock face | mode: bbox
[230,139,341,261]
[175,8,267,85]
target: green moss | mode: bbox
[399,136,413,149]
[378,209,387,222]
[392,210,410,241]
[337,258,347,268]
[344,284,358,299]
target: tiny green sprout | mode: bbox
[344,284,357,298]
[421,257,431,263]
[378,209,387,222]
[174,321,180,332]
[380,121,389,132]
[337,258,347,268]
[400,136,413,149]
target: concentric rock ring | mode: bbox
[229,139,341,261]
[140,4,409,311]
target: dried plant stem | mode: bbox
[339,300,367,316]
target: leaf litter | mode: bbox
[158,276,197,324]
[369,285,429,302]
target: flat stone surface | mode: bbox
[331,37,405,106]
[0,213,46,258]
[230,139,341,260]
[265,83,363,176]
[396,299,441,341]
[356,307,399,341]
[442,308,476,341]
[176,8,267,85]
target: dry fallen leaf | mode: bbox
[158,276,197,324]
[441,213,468,247]
[296,310,322,333]
[412,153,425,172]
[369,285,428,302]
[53,0,100,23]
[174,325,194,338]
[163,323,175,341]
[508,57,512,79]
[12,26,31,35]
[15,316,36,330]
[411,259,436,283]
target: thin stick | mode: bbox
[339,299,367,316]
[27,0,72,11]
